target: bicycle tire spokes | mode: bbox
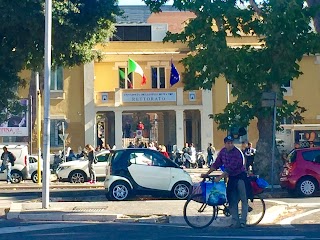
[183,194,216,229]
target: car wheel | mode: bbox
[297,177,317,197]
[69,170,87,183]
[31,171,42,183]
[108,181,131,201]
[172,181,191,200]
[11,170,23,184]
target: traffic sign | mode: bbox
[136,130,142,139]
[59,133,69,141]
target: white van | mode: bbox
[0,144,30,183]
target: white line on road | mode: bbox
[280,208,320,228]
[176,235,306,239]
[1,223,88,234]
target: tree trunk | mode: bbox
[306,0,320,33]
[254,113,282,184]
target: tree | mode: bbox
[0,0,121,128]
[144,0,320,180]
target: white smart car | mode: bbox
[104,148,192,201]
[56,150,110,183]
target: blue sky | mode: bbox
[118,0,173,5]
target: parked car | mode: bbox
[56,150,110,183]
[28,155,43,183]
[0,144,29,183]
[104,148,193,201]
[280,147,320,196]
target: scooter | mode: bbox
[183,152,198,169]
[196,152,205,168]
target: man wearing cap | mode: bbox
[201,135,249,228]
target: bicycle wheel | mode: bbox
[242,195,266,226]
[183,194,216,229]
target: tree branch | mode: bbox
[249,0,262,16]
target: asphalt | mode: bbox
[0,168,291,226]
[6,198,288,227]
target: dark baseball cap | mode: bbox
[224,135,234,143]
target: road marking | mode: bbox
[280,208,320,228]
[176,235,306,239]
[1,223,87,234]
[264,199,289,205]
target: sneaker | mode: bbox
[88,180,92,184]
[90,181,96,184]
[7,182,11,184]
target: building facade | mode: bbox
[7,6,320,153]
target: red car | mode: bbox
[280,147,320,196]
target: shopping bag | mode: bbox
[201,181,227,206]
[256,177,269,189]
[251,180,264,195]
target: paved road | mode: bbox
[0,221,319,240]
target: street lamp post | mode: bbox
[42,0,52,209]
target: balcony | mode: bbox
[95,88,203,107]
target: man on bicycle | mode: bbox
[201,135,249,228]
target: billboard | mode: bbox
[0,99,28,136]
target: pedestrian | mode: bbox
[207,143,216,167]
[240,141,247,154]
[127,142,134,148]
[201,135,252,228]
[136,121,144,130]
[97,134,104,149]
[1,147,16,184]
[123,121,131,138]
[160,145,169,158]
[244,142,256,173]
[85,144,96,184]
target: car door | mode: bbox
[128,150,171,190]
[94,152,110,177]
[302,150,320,177]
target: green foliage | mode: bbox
[145,0,320,131]
[0,0,121,122]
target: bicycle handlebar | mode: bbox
[201,175,216,182]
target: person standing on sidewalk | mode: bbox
[206,143,215,168]
[201,135,250,228]
[85,144,96,184]
[1,147,16,184]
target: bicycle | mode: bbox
[183,175,266,229]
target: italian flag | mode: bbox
[128,58,147,85]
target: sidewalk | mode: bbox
[6,199,288,226]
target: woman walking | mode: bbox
[85,144,96,184]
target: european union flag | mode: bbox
[170,61,180,86]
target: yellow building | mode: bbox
[8,6,320,153]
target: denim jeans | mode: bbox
[88,162,96,182]
[6,162,12,183]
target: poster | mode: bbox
[0,99,28,136]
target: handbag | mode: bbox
[201,181,227,206]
